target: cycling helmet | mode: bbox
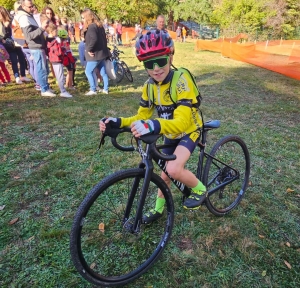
[58,29,68,39]
[135,29,174,61]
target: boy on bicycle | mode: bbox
[99,29,206,224]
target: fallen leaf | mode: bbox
[49,150,53,153]
[262,270,267,276]
[276,169,281,173]
[284,260,292,269]
[296,195,300,198]
[259,234,265,239]
[26,236,35,242]
[286,188,294,193]
[99,222,105,232]
[0,205,5,211]
[13,176,20,179]
[44,191,49,196]
[267,250,275,257]
[9,218,19,225]
[90,262,96,269]
[286,242,291,247]
[248,181,252,186]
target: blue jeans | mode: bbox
[23,48,37,82]
[30,49,49,92]
[85,60,109,92]
[8,47,26,79]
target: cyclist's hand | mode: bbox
[131,120,154,137]
[99,117,120,132]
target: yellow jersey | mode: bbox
[120,70,203,139]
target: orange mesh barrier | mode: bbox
[195,35,300,81]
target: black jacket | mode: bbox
[84,23,109,62]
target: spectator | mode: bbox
[0,5,31,84]
[0,42,11,84]
[156,15,166,31]
[81,8,109,95]
[68,20,76,44]
[16,0,55,97]
[46,23,72,98]
[60,17,68,33]
[108,24,115,44]
[12,1,37,86]
[78,34,86,68]
[115,20,122,45]
[31,4,41,26]
[176,26,181,42]
[182,26,186,42]
[58,28,76,90]
[40,6,56,25]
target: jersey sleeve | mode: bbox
[120,82,155,127]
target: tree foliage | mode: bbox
[0,0,299,38]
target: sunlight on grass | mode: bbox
[0,41,299,287]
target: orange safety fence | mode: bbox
[195,34,300,81]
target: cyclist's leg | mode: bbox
[167,132,206,209]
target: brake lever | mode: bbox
[98,132,106,150]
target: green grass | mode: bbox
[0,41,299,287]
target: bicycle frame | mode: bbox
[124,127,240,233]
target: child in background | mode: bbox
[0,43,11,85]
[78,34,86,68]
[46,23,73,98]
[58,28,76,90]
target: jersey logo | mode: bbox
[176,75,190,94]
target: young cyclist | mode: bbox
[99,29,206,224]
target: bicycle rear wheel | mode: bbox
[114,61,124,83]
[70,168,174,287]
[202,135,250,216]
[121,61,133,82]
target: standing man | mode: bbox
[156,15,166,31]
[16,0,55,96]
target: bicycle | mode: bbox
[111,44,134,83]
[70,119,250,287]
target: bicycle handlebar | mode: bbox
[100,123,177,161]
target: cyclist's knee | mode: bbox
[166,164,182,180]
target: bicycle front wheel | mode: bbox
[121,61,133,82]
[202,135,250,216]
[70,168,174,287]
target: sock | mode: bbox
[155,197,166,214]
[191,181,206,195]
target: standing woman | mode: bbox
[81,8,109,95]
[0,6,31,84]
[40,6,56,25]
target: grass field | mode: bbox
[0,41,299,287]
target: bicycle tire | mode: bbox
[202,135,250,216]
[70,168,174,287]
[121,61,133,82]
[114,61,124,83]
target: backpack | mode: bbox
[147,67,202,108]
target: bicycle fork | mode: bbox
[123,159,154,234]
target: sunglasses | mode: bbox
[26,5,34,9]
[143,56,169,70]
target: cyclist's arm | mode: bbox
[120,84,155,127]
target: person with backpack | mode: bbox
[99,29,205,224]
[46,23,72,98]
